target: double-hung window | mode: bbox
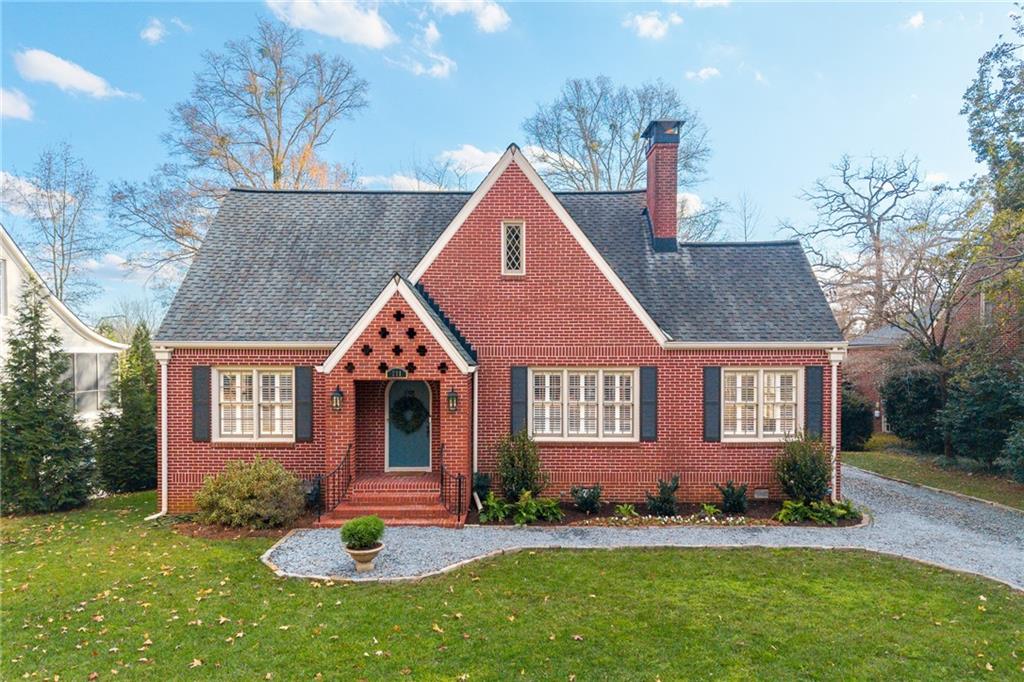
[722,368,800,440]
[529,368,638,441]
[215,368,294,441]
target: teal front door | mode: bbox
[386,380,432,470]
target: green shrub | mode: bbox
[194,456,305,528]
[496,431,548,501]
[714,480,748,514]
[774,433,831,503]
[841,384,875,451]
[864,433,904,451]
[645,475,679,516]
[570,484,602,514]
[700,503,720,519]
[775,499,860,525]
[472,472,492,500]
[997,419,1024,483]
[938,361,1023,466]
[535,497,564,522]
[880,364,944,453]
[479,491,510,523]
[340,515,385,549]
[614,503,637,518]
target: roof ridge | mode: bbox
[228,187,474,196]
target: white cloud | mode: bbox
[432,1,510,33]
[267,0,398,49]
[904,11,925,29]
[170,17,192,32]
[393,21,456,78]
[679,192,703,217]
[0,171,38,215]
[1,88,33,120]
[685,66,720,81]
[140,18,167,44]
[14,49,135,99]
[358,174,444,191]
[754,70,768,85]
[622,11,682,40]
[925,171,949,184]
[437,144,502,174]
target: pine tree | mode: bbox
[94,323,157,492]
[0,277,92,514]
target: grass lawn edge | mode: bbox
[845,463,1024,516]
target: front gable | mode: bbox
[412,148,668,348]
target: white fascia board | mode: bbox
[155,340,337,350]
[317,276,474,375]
[407,146,670,346]
[1,227,128,352]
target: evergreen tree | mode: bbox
[94,323,157,493]
[0,277,92,514]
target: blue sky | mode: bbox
[0,1,1011,322]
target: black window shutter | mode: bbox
[639,366,657,442]
[805,366,824,438]
[192,366,211,442]
[703,366,721,442]
[510,366,527,434]
[295,366,314,442]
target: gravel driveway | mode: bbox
[263,466,1024,589]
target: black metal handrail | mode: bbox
[438,447,465,519]
[304,444,352,522]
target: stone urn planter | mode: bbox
[344,543,385,573]
[341,515,386,573]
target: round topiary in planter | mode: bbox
[340,515,385,573]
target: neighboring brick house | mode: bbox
[152,121,847,526]
[846,325,909,433]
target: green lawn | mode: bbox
[844,450,1024,511]
[2,493,1022,680]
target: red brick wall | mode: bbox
[419,159,843,503]
[646,141,678,241]
[845,346,891,432]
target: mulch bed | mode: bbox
[172,512,318,540]
[465,500,862,528]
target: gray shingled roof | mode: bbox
[848,324,909,347]
[156,188,843,345]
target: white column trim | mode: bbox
[828,346,844,503]
[146,347,172,520]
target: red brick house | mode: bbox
[151,121,847,526]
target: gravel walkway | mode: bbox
[263,466,1024,589]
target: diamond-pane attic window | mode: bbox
[502,221,524,275]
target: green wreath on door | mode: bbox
[390,391,430,434]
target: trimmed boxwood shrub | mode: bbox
[645,475,679,516]
[570,484,602,514]
[774,433,831,503]
[194,456,305,528]
[841,384,874,451]
[341,515,385,549]
[715,480,748,514]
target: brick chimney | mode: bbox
[642,120,683,252]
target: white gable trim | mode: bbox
[1,227,128,352]
[407,146,671,345]
[317,275,475,375]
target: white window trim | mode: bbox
[528,367,639,443]
[501,220,525,276]
[211,367,296,443]
[721,367,804,443]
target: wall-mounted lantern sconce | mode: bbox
[331,386,344,412]
[446,388,459,413]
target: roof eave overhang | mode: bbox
[152,340,338,350]
[662,341,848,351]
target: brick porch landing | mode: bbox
[316,473,462,528]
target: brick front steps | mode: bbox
[316,472,463,528]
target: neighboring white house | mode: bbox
[0,227,127,423]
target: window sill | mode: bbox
[532,436,640,445]
[720,437,790,444]
[211,439,297,448]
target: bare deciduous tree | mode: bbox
[733,192,762,242]
[522,76,710,192]
[783,154,921,332]
[8,143,99,304]
[110,18,368,276]
[95,296,165,344]
[680,197,728,242]
[411,156,470,191]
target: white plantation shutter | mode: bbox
[220,371,254,437]
[723,371,758,436]
[532,372,562,435]
[762,371,797,435]
[602,372,633,436]
[216,369,295,440]
[259,371,294,436]
[568,372,598,435]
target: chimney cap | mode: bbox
[642,120,683,145]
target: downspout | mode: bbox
[828,347,846,503]
[472,369,479,474]
[146,348,172,520]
